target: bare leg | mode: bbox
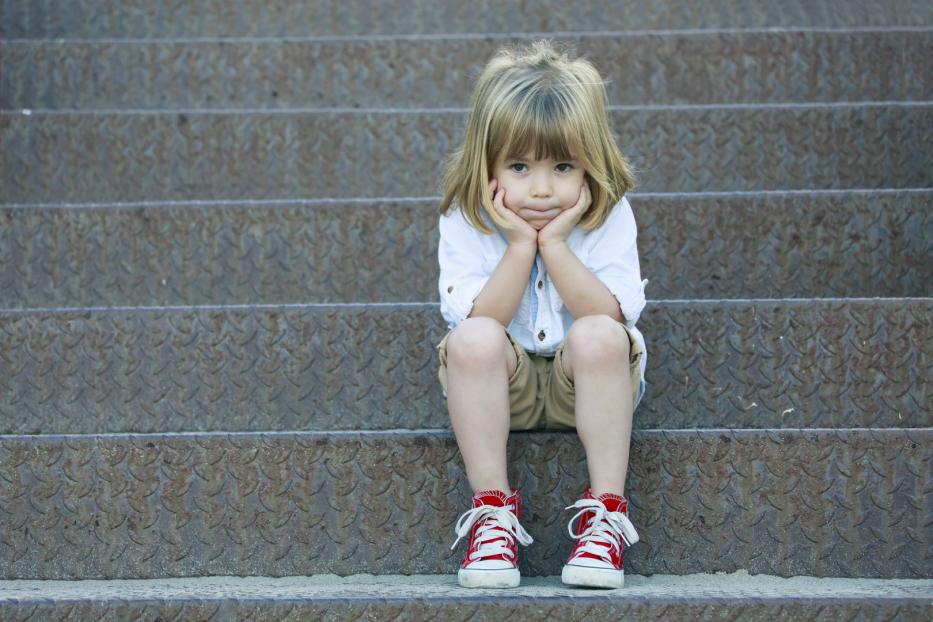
[560,315,634,497]
[446,317,518,495]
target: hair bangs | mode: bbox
[492,85,584,165]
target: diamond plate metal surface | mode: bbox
[0,429,929,580]
[2,106,931,204]
[2,596,931,622]
[0,301,929,435]
[2,575,933,622]
[3,0,931,38]
[1,191,930,309]
[4,31,931,109]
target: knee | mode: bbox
[446,317,509,370]
[565,315,630,368]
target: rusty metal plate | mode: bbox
[0,300,929,434]
[2,106,930,204]
[0,429,929,580]
[1,191,930,308]
[4,31,930,109]
[3,0,930,38]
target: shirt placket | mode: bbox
[531,255,550,352]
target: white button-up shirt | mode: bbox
[438,197,648,380]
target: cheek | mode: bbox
[557,183,582,208]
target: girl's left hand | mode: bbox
[537,182,591,249]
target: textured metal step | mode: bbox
[0,300,929,435]
[4,30,930,110]
[0,428,929,580]
[1,574,931,621]
[2,105,930,204]
[2,191,930,308]
[3,0,931,38]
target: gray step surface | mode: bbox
[3,105,930,204]
[2,573,931,621]
[2,190,930,308]
[0,300,929,435]
[3,0,931,38]
[4,30,931,110]
[0,428,929,580]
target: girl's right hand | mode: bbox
[489,179,537,248]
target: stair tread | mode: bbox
[2,572,932,601]
[2,190,930,307]
[4,30,930,110]
[4,105,930,204]
[1,299,930,434]
[1,428,929,580]
[5,0,931,39]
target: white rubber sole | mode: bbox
[561,563,624,589]
[457,567,521,588]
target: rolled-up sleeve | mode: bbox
[584,198,647,328]
[438,210,493,328]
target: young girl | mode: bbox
[436,41,648,589]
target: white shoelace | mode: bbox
[450,503,534,562]
[566,498,639,564]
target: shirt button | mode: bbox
[537,280,543,289]
[447,286,454,293]
[537,330,545,341]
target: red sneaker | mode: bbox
[561,487,639,588]
[450,488,533,588]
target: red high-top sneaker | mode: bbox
[450,488,533,588]
[561,487,639,588]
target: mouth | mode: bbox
[517,206,562,221]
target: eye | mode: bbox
[555,163,575,173]
[509,163,528,173]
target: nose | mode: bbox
[530,171,552,198]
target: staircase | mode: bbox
[1,1,931,619]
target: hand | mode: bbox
[488,178,537,248]
[537,182,591,249]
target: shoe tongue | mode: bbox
[597,493,627,514]
[473,489,511,508]
[583,488,627,514]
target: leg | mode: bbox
[560,315,634,497]
[445,317,518,494]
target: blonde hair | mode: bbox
[439,40,636,233]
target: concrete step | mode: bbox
[2,190,929,308]
[0,300,929,435]
[1,573,931,621]
[3,0,930,39]
[4,30,930,110]
[2,104,930,204]
[0,428,929,580]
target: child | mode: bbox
[437,40,648,589]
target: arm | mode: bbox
[439,179,539,327]
[539,242,623,321]
[470,242,537,326]
[537,185,643,324]
[469,180,539,326]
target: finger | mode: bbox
[571,182,591,214]
[492,188,518,222]
[488,178,498,195]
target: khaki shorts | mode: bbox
[437,324,645,431]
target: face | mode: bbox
[493,150,586,230]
